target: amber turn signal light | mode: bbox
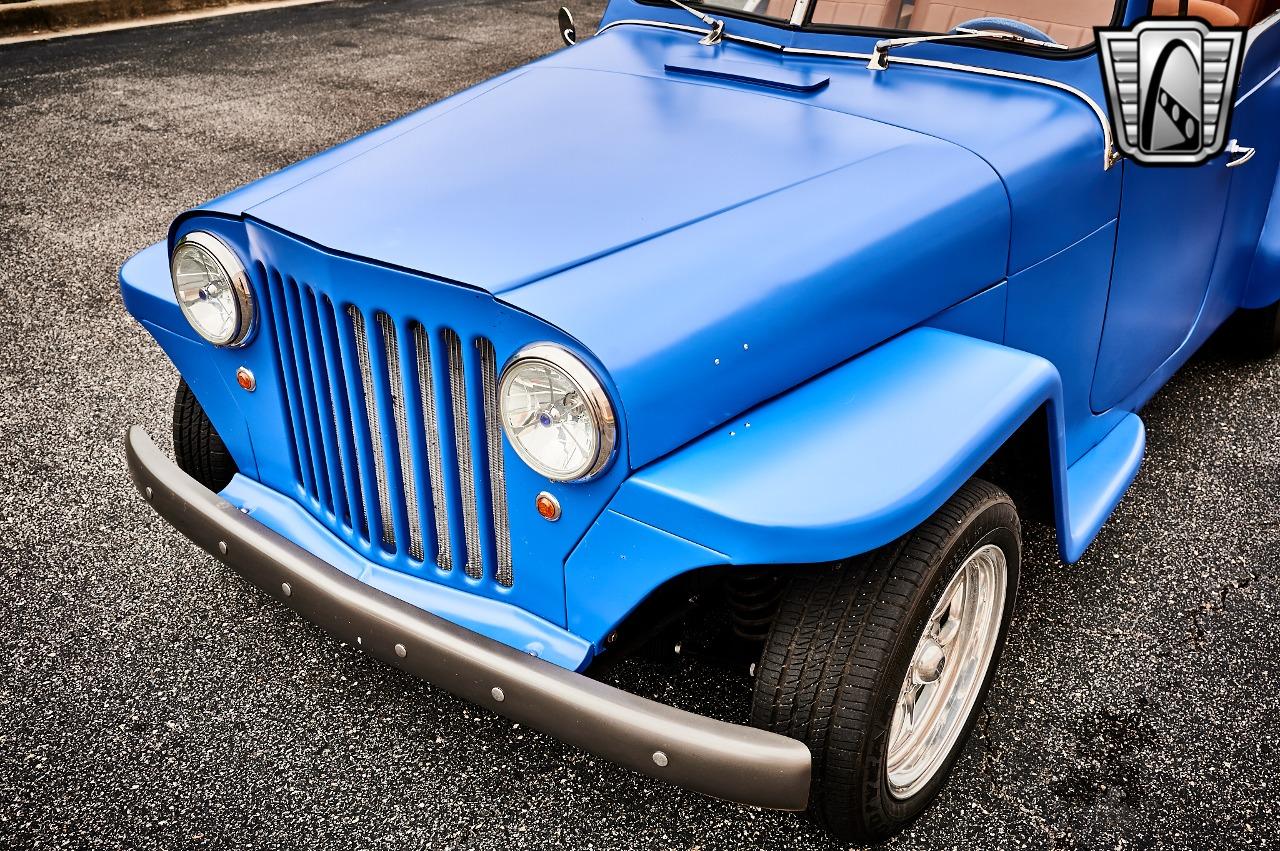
[535,491,561,522]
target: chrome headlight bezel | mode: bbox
[498,344,617,482]
[170,231,255,347]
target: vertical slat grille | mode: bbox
[445,330,484,579]
[350,307,396,550]
[264,268,314,498]
[282,277,333,511]
[414,325,453,571]
[478,339,513,587]
[378,314,424,562]
[265,267,513,585]
[299,285,347,525]
[317,295,367,538]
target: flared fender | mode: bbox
[566,328,1145,646]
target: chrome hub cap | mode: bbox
[885,543,1008,799]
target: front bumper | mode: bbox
[125,426,812,811]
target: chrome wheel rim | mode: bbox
[885,543,1008,799]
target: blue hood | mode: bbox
[244,65,1003,294]
[202,47,1016,468]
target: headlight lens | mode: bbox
[498,345,616,482]
[171,231,254,346]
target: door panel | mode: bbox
[1090,160,1232,412]
[1235,16,1280,308]
[1091,13,1280,412]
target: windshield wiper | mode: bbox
[665,0,726,45]
[867,27,1068,70]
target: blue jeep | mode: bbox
[121,0,1280,841]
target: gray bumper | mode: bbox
[125,426,812,811]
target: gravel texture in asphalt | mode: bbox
[1,1,1278,848]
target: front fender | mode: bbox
[611,328,1063,563]
[565,328,1143,647]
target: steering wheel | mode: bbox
[950,17,1056,43]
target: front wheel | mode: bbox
[750,479,1020,843]
[173,378,238,492]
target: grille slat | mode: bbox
[379,314,425,562]
[299,286,348,525]
[264,268,315,498]
[478,339,513,587]
[445,330,484,580]
[350,307,396,550]
[264,267,512,585]
[333,304,383,546]
[414,325,453,571]
[281,277,334,510]
[316,295,367,537]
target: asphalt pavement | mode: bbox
[1,1,1278,848]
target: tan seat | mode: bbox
[1153,0,1241,25]
[1218,0,1263,25]
[769,0,896,26]
[905,0,1116,47]
[810,0,896,26]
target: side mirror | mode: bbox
[558,6,577,46]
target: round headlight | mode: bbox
[171,231,254,346]
[498,345,617,482]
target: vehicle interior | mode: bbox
[705,0,1279,44]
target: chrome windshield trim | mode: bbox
[595,19,1119,170]
[788,0,811,27]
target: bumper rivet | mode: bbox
[652,751,668,767]
[491,686,505,702]
[218,541,227,555]
[281,582,292,597]
[144,486,153,500]
[395,643,407,658]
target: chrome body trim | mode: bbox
[867,28,1068,71]
[595,19,1119,169]
[498,343,618,483]
[171,230,256,347]
[666,0,725,44]
[1226,139,1257,168]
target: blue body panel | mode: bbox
[121,0,1280,667]
[608,328,1059,565]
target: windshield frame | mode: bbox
[635,0,1131,59]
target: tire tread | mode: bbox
[172,379,237,492]
[750,479,1019,841]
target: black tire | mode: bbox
[1228,301,1280,360]
[750,479,1020,844]
[172,378,238,492]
